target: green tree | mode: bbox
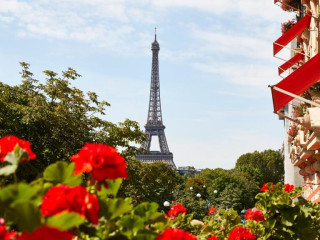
[216,185,242,210]
[119,160,182,211]
[185,177,208,199]
[174,182,207,220]
[0,63,146,181]
[199,169,259,212]
[235,149,284,186]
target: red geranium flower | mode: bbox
[228,226,256,240]
[284,184,294,193]
[167,203,187,217]
[244,208,265,221]
[17,226,73,240]
[208,206,216,215]
[0,218,17,240]
[0,136,36,162]
[156,228,197,240]
[260,183,275,192]
[70,143,128,182]
[207,235,220,240]
[41,185,99,225]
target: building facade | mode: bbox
[273,0,320,202]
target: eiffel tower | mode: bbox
[136,30,176,169]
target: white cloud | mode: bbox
[193,60,280,88]
[190,28,271,61]
[0,0,295,59]
[0,0,292,89]
[152,0,293,21]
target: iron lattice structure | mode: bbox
[136,33,176,169]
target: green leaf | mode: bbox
[0,183,42,205]
[47,212,85,230]
[43,161,82,186]
[300,205,313,218]
[116,215,145,238]
[133,231,157,240]
[276,193,291,206]
[99,198,133,220]
[0,184,43,232]
[281,209,295,226]
[134,202,158,216]
[98,179,122,198]
[9,201,42,232]
[133,202,166,224]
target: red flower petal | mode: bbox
[167,203,187,217]
[70,143,128,182]
[156,228,197,240]
[0,136,36,162]
[41,185,99,225]
[17,226,73,240]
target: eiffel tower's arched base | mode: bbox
[136,151,176,169]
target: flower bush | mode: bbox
[155,228,197,240]
[287,124,298,142]
[168,203,187,217]
[260,182,274,192]
[293,103,306,118]
[1,136,320,239]
[228,226,256,240]
[208,206,217,215]
[244,208,265,222]
[281,20,296,34]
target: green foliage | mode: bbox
[0,157,170,239]
[235,149,284,186]
[199,168,259,212]
[185,177,208,198]
[43,161,82,186]
[193,208,242,239]
[119,160,182,211]
[0,63,146,182]
[99,197,133,220]
[196,149,283,214]
[1,139,320,239]
[174,184,207,220]
[252,183,320,239]
[0,183,43,232]
[216,185,242,211]
[46,212,85,230]
[98,179,123,198]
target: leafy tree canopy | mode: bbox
[0,62,146,181]
[235,149,284,186]
[119,160,182,211]
[198,169,259,211]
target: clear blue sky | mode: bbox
[0,0,295,169]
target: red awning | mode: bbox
[273,14,311,55]
[271,53,320,113]
[278,51,304,75]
